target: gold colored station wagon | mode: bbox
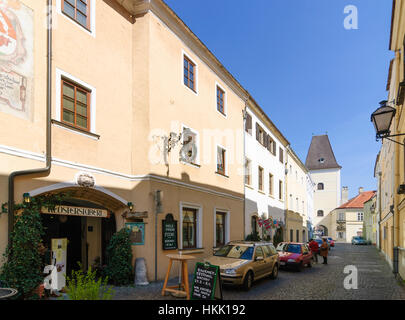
[204,241,280,291]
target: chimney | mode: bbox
[341,187,348,205]
[359,187,364,194]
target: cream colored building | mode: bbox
[285,147,310,243]
[305,135,342,237]
[378,0,405,279]
[0,0,255,282]
[330,190,376,243]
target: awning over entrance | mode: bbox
[28,183,128,212]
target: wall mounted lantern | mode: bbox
[23,193,31,204]
[371,100,405,145]
[127,202,134,212]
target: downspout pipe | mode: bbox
[8,0,52,245]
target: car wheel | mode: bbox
[270,264,278,279]
[307,259,312,268]
[297,262,304,272]
[243,271,253,291]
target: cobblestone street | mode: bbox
[113,244,405,300]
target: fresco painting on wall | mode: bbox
[0,0,33,120]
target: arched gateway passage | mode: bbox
[28,183,128,275]
[315,225,328,237]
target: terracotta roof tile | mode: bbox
[337,191,376,209]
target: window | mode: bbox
[62,0,90,29]
[296,230,299,242]
[216,212,226,247]
[258,167,264,191]
[256,123,265,145]
[269,137,276,156]
[317,210,324,217]
[357,212,364,221]
[216,86,225,115]
[61,79,90,131]
[338,212,345,221]
[279,180,283,200]
[217,147,226,176]
[269,173,274,196]
[245,158,252,185]
[317,183,324,190]
[184,55,196,92]
[251,216,258,234]
[279,147,284,163]
[245,113,252,135]
[290,229,293,242]
[182,208,197,249]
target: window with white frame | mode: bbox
[181,205,202,249]
[338,212,345,221]
[245,158,252,186]
[357,212,364,221]
[216,146,227,176]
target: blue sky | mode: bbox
[165,0,394,199]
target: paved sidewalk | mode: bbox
[112,244,405,300]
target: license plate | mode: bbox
[280,262,286,266]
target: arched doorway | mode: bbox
[28,183,128,274]
[315,225,328,237]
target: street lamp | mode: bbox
[371,101,396,139]
[371,100,405,194]
[371,100,405,144]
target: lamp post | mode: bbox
[370,100,405,144]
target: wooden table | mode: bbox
[161,254,195,300]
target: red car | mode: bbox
[276,242,313,271]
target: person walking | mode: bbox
[308,239,319,263]
[320,238,329,264]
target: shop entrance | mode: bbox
[42,214,83,275]
[41,198,117,276]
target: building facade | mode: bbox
[285,147,311,243]
[305,135,342,237]
[0,0,252,282]
[380,0,405,279]
[244,102,289,241]
[363,194,377,245]
[330,190,376,243]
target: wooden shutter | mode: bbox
[256,123,260,141]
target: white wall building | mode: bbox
[305,135,342,237]
[244,103,289,240]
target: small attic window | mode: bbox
[318,158,325,164]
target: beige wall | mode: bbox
[0,0,247,282]
[310,168,341,232]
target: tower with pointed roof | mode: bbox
[305,135,342,236]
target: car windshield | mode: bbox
[286,244,301,254]
[276,243,287,252]
[214,245,254,260]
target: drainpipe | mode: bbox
[8,0,53,246]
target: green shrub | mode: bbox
[245,232,261,241]
[0,193,69,299]
[66,265,114,300]
[0,206,44,299]
[273,228,284,247]
[104,228,133,286]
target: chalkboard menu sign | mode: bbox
[191,262,222,300]
[162,214,178,250]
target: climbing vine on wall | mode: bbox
[0,193,69,299]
